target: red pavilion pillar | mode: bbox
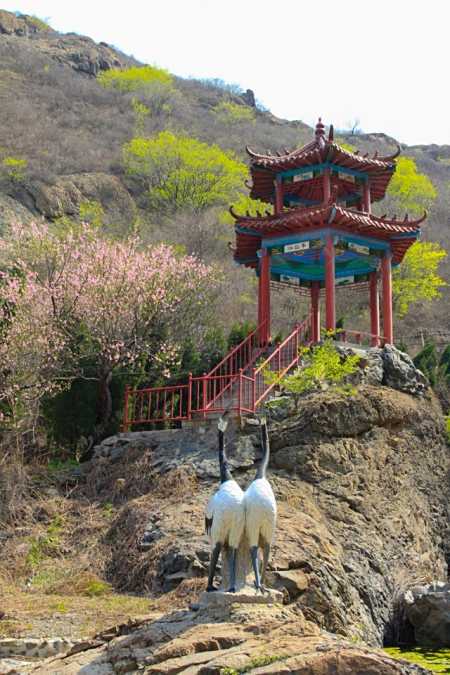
[363,179,371,213]
[324,235,336,331]
[310,282,321,343]
[274,176,283,215]
[323,167,331,203]
[381,251,393,345]
[369,271,380,347]
[258,249,271,346]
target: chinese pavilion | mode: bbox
[231,118,426,346]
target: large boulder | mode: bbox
[30,599,430,674]
[381,344,428,395]
[403,582,450,646]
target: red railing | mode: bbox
[253,318,311,408]
[122,320,386,430]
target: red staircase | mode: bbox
[122,318,311,430]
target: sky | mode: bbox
[1,0,448,146]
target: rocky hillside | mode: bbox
[1,350,449,671]
[0,9,449,342]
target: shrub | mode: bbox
[97,65,173,92]
[227,321,256,349]
[265,338,360,400]
[214,101,255,125]
[413,341,438,386]
[1,156,27,182]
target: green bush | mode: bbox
[413,341,438,386]
[227,321,256,350]
[1,156,27,182]
[97,65,172,92]
[265,338,360,399]
[213,101,255,125]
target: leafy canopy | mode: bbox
[221,194,272,225]
[97,65,172,92]
[393,241,447,317]
[213,101,255,125]
[123,131,247,213]
[388,157,437,215]
[265,338,360,397]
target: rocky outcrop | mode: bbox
[87,384,449,648]
[0,10,134,75]
[335,343,428,394]
[29,598,429,674]
[402,582,450,647]
[0,11,53,36]
[22,173,136,225]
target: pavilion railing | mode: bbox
[122,319,387,430]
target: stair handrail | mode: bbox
[207,318,268,378]
[254,317,310,376]
[253,317,311,409]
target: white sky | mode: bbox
[2,0,448,145]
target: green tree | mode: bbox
[220,194,272,225]
[413,341,438,386]
[388,157,437,215]
[392,241,447,317]
[123,131,247,213]
[213,101,255,125]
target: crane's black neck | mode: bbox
[219,429,233,483]
[256,422,270,479]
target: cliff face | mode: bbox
[85,384,449,648]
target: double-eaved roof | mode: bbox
[232,202,425,269]
[247,119,400,203]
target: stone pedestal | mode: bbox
[198,587,284,609]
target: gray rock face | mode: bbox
[381,344,428,395]
[334,343,427,393]
[403,582,450,646]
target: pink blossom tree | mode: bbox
[0,222,220,441]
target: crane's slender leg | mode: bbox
[227,547,238,592]
[207,542,222,592]
[261,541,271,591]
[250,546,261,591]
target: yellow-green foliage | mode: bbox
[388,157,437,215]
[2,156,27,182]
[221,194,272,225]
[132,98,150,133]
[337,140,357,153]
[97,65,172,92]
[214,101,255,125]
[384,647,450,673]
[26,15,52,32]
[26,516,63,570]
[393,241,447,317]
[123,131,247,212]
[79,200,105,228]
[446,414,450,444]
[265,338,360,397]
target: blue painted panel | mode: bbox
[278,162,368,180]
[270,264,376,282]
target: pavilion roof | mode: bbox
[247,118,400,203]
[232,202,425,268]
